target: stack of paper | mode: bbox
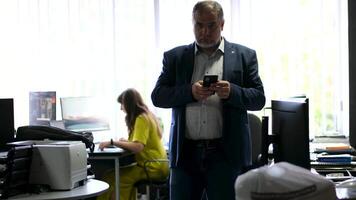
[313,144,355,154]
[316,154,353,163]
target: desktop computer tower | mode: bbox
[0,98,15,151]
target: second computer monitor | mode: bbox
[60,96,110,132]
[271,98,310,169]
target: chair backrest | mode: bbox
[248,113,262,167]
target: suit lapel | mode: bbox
[223,40,236,80]
[181,44,195,83]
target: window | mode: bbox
[233,0,349,137]
[0,0,348,143]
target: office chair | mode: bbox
[248,112,263,168]
[135,159,169,200]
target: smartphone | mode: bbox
[203,75,218,87]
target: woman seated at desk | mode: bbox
[97,88,169,200]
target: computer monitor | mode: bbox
[0,98,15,151]
[60,96,110,132]
[271,97,310,169]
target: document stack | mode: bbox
[316,154,352,163]
[311,144,356,183]
[0,145,32,198]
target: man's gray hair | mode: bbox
[192,1,224,21]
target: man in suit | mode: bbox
[151,1,265,199]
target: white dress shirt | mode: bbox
[185,39,224,140]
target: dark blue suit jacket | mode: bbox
[151,39,265,169]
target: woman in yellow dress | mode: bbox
[97,88,169,200]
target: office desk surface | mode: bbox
[89,146,129,155]
[9,179,109,200]
[88,146,135,167]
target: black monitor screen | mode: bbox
[0,98,15,151]
[60,96,110,132]
[272,98,310,169]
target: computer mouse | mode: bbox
[336,178,356,188]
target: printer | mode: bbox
[28,140,88,190]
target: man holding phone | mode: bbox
[202,75,218,87]
[151,1,265,200]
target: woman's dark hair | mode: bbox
[118,88,162,137]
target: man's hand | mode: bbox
[211,80,230,99]
[192,81,215,101]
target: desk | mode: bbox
[9,179,108,200]
[88,147,135,200]
[310,140,356,199]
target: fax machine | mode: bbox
[29,140,88,190]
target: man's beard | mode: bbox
[197,41,216,48]
[196,38,220,49]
